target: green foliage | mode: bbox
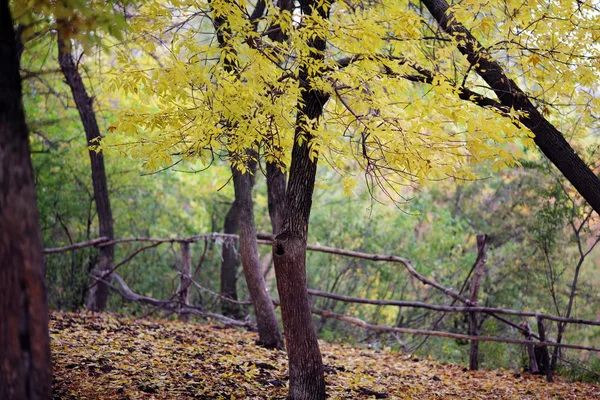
[557,357,600,385]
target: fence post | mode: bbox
[469,234,487,370]
[521,321,540,374]
[536,316,553,382]
[179,241,192,320]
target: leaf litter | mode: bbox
[50,311,600,399]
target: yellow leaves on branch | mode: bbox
[105,0,598,190]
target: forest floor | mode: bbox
[50,311,600,399]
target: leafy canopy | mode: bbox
[109,0,599,190]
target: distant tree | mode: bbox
[220,200,242,317]
[0,0,52,397]
[57,31,115,311]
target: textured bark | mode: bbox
[0,2,52,397]
[468,234,487,371]
[274,234,325,400]
[421,0,600,215]
[264,0,289,238]
[57,34,114,311]
[272,0,330,393]
[233,162,284,349]
[220,201,242,318]
[266,162,287,235]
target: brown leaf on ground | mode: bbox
[50,311,600,399]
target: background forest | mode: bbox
[26,38,600,378]
[5,0,600,397]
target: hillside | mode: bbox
[50,312,600,399]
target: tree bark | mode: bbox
[420,0,600,215]
[220,201,242,318]
[233,161,284,349]
[266,161,287,235]
[468,234,487,371]
[0,2,52,397]
[272,0,331,394]
[57,34,114,311]
[264,0,290,238]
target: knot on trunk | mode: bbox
[273,231,304,258]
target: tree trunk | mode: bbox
[266,161,287,235]
[220,201,241,318]
[272,0,330,391]
[57,34,115,311]
[420,0,600,215]
[264,0,290,238]
[468,234,487,371]
[233,161,284,349]
[0,3,52,397]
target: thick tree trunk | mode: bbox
[272,0,330,392]
[220,201,242,318]
[273,136,326,399]
[57,34,114,311]
[0,3,52,397]
[420,0,600,215]
[468,234,487,371]
[266,162,287,235]
[233,162,284,349]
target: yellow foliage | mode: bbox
[104,0,599,192]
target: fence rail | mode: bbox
[44,232,600,372]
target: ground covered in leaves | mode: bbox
[51,311,600,399]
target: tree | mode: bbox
[418,0,600,215]
[220,199,242,317]
[57,31,115,311]
[0,0,52,397]
[109,0,600,396]
[233,160,284,349]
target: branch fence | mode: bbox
[44,232,600,380]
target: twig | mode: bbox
[44,236,109,254]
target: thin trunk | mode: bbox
[233,161,284,349]
[421,0,600,215]
[264,0,289,238]
[272,0,330,393]
[220,201,242,318]
[551,254,585,370]
[0,2,52,397]
[468,234,487,371]
[57,34,114,311]
[266,161,286,235]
